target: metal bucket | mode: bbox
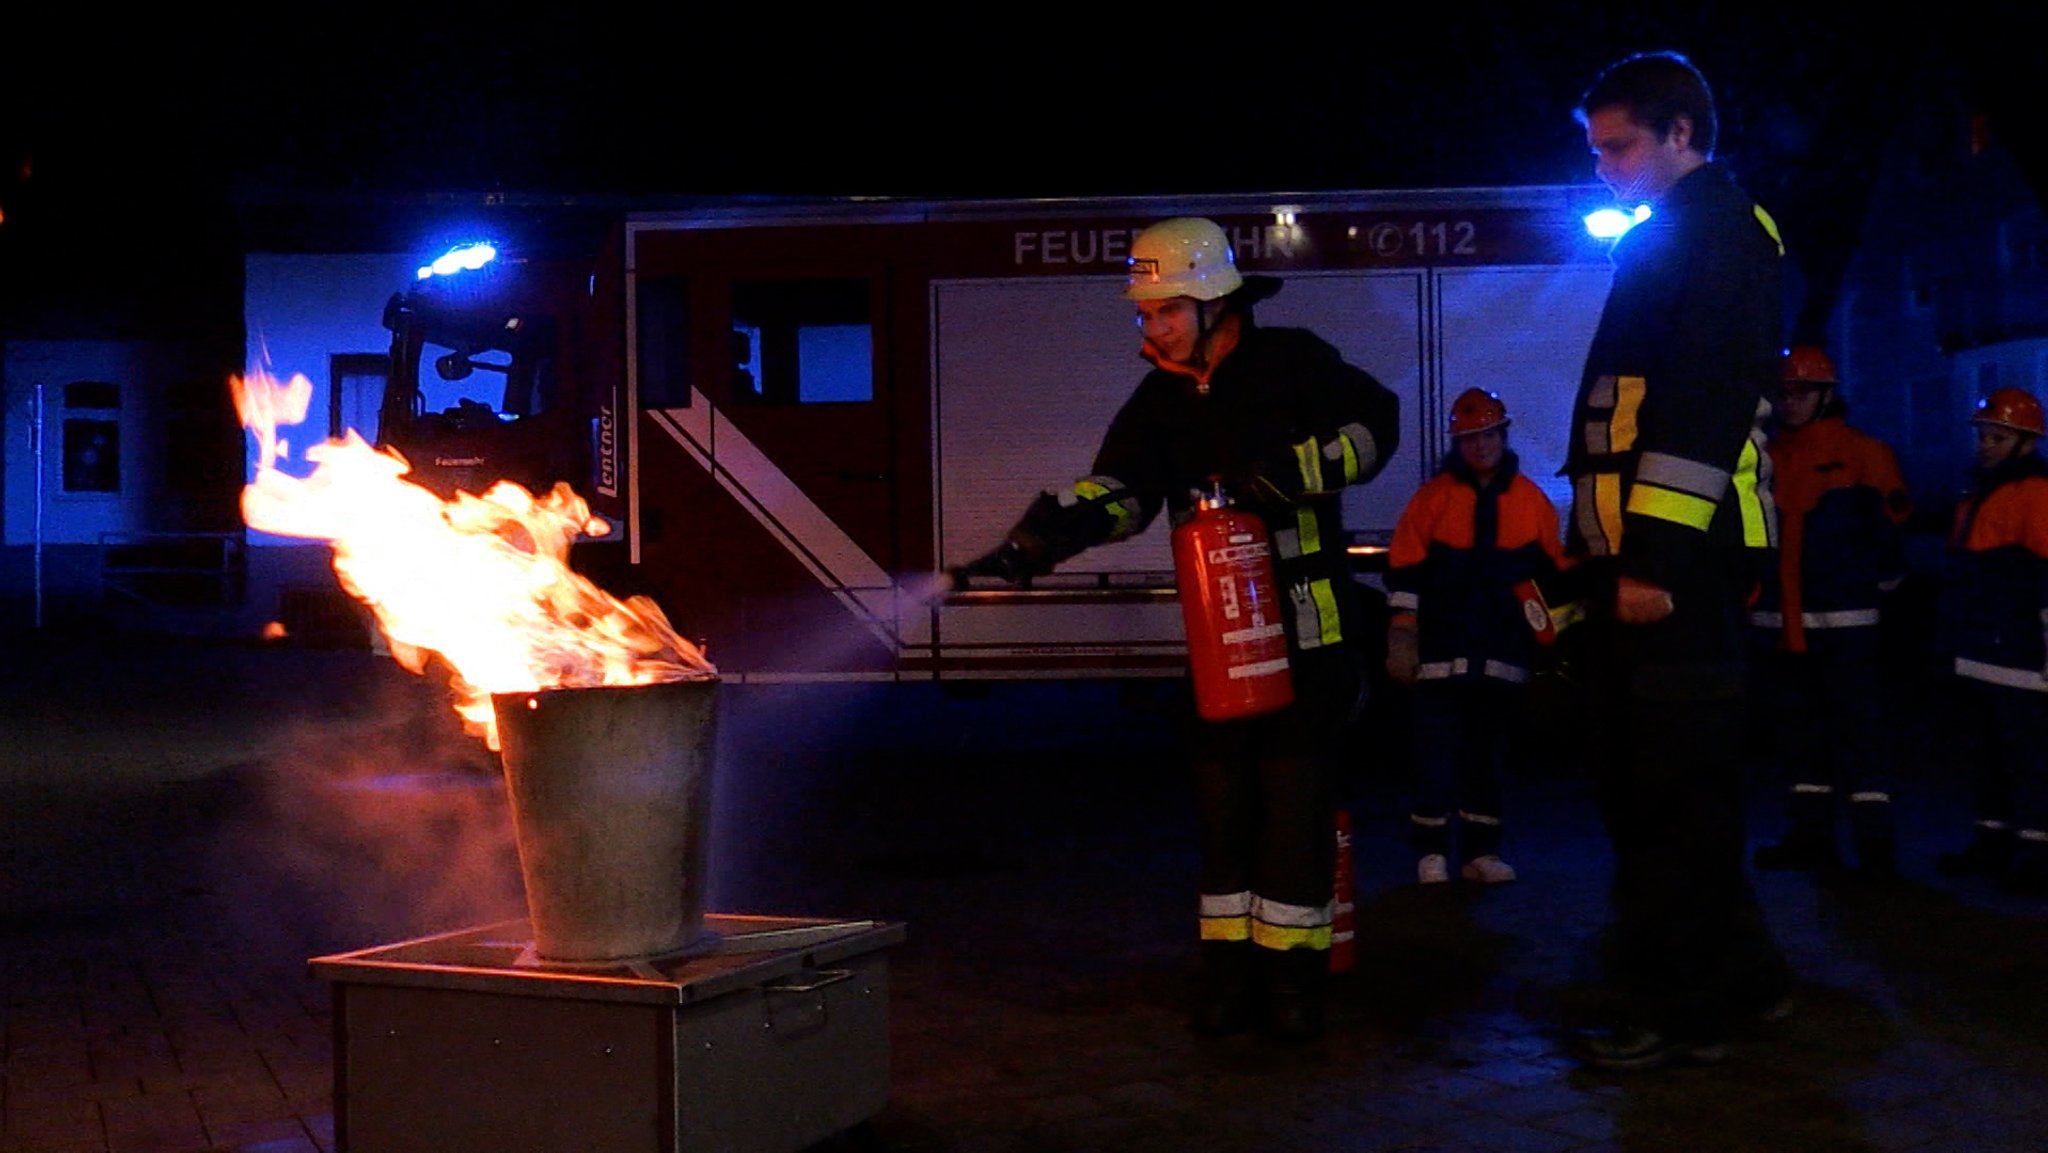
[492,678,720,964]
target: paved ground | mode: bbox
[2,630,2046,1152]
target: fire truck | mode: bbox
[372,188,1619,684]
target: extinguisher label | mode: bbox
[1226,657,1292,679]
[1207,543,1271,565]
[1221,623,1286,645]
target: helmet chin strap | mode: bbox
[1185,297,1231,367]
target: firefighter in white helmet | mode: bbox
[1932,387,2048,893]
[956,216,1402,1042]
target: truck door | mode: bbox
[633,256,904,675]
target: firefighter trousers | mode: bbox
[1950,674,2048,872]
[1190,646,1363,953]
[1407,676,1518,860]
[1753,627,1898,843]
[1579,550,1792,1040]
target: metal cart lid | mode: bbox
[310,914,907,1005]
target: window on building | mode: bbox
[62,419,120,493]
[59,380,121,493]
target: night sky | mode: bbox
[4,6,2045,336]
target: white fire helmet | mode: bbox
[1126,217,1244,302]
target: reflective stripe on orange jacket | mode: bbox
[1749,411,1910,652]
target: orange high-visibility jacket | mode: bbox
[1748,411,1911,652]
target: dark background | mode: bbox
[2,6,2045,341]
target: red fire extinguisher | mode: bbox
[1331,808,1356,974]
[1172,479,1295,722]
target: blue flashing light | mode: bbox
[416,242,499,281]
[1583,204,1652,240]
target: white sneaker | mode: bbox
[1460,855,1517,884]
[1417,854,1450,884]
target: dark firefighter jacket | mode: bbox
[1749,406,1912,652]
[1012,311,1401,663]
[1936,450,2048,692]
[1561,162,1784,595]
[1385,448,1569,683]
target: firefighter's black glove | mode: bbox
[953,535,1050,587]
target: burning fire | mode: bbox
[233,368,715,750]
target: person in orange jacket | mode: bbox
[1747,346,1912,883]
[1931,387,2048,894]
[1384,388,1570,886]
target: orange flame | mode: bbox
[233,369,715,750]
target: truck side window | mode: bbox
[637,275,691,408]
[731,279,873,405]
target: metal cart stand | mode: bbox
[312,914,907,1153]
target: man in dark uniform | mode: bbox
[1554,51,1795,1071]
[959,217,1400,1042]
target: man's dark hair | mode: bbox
[1575,50,1717,158]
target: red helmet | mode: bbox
[1972,387,2046,436]
[1781,345,1838,385]
[1449,388,1510,437]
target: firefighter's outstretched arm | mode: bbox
[953,480,1144,587]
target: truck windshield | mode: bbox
[384,293,561,432]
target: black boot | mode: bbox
[1852,833,1902,886]
[1753,831,1845,874]
[1754,793,1842,873]
[1849,799,1901,885]
[1935,826,2014,877]
[2002,838,2048,895]
[1192,941,1256,1036]
[1261,947,1327,1043]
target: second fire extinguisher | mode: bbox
[1172,479,1296,722]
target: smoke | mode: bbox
[203,671,528,956]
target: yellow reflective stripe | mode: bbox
[1550,598,1587,632]
[1292,438,1322,493]
[1252,923,1332,951]
[1593,473,1624,553]
[1733,438,1769,546]
[1293,506,1320,556]
[1248,894,1331,950]
[1331,431,1361,484]
[1636,451,1730,500]
[1753,205,1785,255]
[1199,890,1252,941]
[1611,375,1645,451]
[1309,577,1341,646]
[1628,483,1717,530]
[1200,917,1252,942]
[1073,478,1135,540]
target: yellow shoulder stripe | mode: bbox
[1753,205,1784,256]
